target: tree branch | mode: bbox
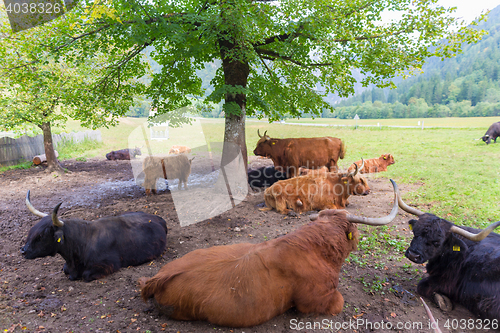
[253,23,307,47]
[255,48,333,68]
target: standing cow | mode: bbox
[21,191,168,282]
[398,189,500,319]
[481,121,500,144]
[138,180,399,327]
[142,154,194,195]
[253,130,345,177]
[347,154,395,174]
[262,160,369,214]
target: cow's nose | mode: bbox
[405,249,421,262]
[362,189,370,195]
[20,247,26,255]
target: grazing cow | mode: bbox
[168,145,192,155]
[138,180,399,327]
[261,160,369,215]
[398,190,500,319]
[142,154,193,195]
[481,121,500,144]
[21,191,167,282]
[347,154,395,174]
[105,147,142,160]
[253,130,345,177]
[247,166,288,189]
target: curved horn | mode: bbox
[346,179,398,226]
[396,185,425,216]
[258,129,263,138]
[51,202,64,227]
[450,221,500,242]
[26,190,48,217]
[348,161,359,177]
[358,158,364,172]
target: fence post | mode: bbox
[422,121,424,130]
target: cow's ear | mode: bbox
[448,237,467,254]
[54,230,65,245]
[269,140,278,145]
[341,176,348,184]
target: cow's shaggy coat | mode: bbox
[262,170,369,214]
[142,154,193,194]
[21,192,167,282]
[253,131,345,177]
[347,154,395,174]
[399,194,500,319]
[139,210,359,327]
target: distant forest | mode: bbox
[330,5,500,119]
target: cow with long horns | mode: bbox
[138,180,399,327]
[398,189,500,319]
[261,160,369,214]
[253,130,345,177]
[21,191,168,282]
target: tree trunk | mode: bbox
[40,121,65,174]
[219,39,250,168]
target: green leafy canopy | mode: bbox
[3,0,487,125]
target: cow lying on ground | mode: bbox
[347,154,395,174]
[21,191,167,282]
[481,121,500,144]
[169,145,191,155]
[138,180,399,327]
[247,166,288,189]
[398,189,500,319]
[298,166,329,176]
[253,130,345,177]
[106,147,142,160]
[261,160,369,214]
[143,154,193,195]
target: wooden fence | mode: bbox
[0,130,101,166]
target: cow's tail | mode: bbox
[139,272,182,302]
[339,140,346,160]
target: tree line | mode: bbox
[331,5,500,119]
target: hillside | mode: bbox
[331,5,500,119]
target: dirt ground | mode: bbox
[0,157,491,333]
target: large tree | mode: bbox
[43,0,485,165]
[0,7,143,173]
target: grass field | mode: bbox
[13,116,500,228]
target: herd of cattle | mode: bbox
[20,125,500,327]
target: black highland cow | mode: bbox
[21,191,167,282]
[398,189,500,319]
[247,166,288,189]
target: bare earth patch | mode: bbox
[0,158,484,332]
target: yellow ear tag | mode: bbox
[343,181,347,184]
[57,238,61,243]
[384,156,387,160]
[272,142,276,145]
[409,224,413,231]
[453,245,460,251]
[348,232,353,240]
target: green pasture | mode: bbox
[11,116,500,228]
[250,116,499,128]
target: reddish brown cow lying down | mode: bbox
[262,160,369,214]
[348,154,395,174]
[138,180,399,328]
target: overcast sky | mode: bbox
[438,0,498,24]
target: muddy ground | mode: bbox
[0,157,491,333]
